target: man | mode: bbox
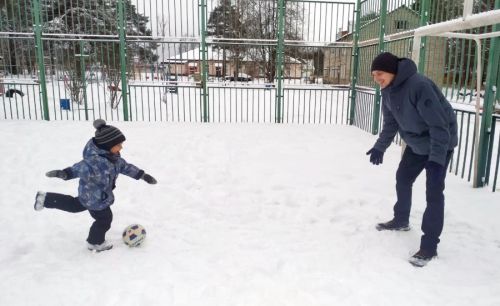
[366,52,458,267]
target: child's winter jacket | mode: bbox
[61,139,144,210]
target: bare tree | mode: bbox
[106,68,122,109]
[238,0,303,82]
[207,0,304,83]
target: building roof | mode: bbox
[164,45,302,64]
[336,5,420,42]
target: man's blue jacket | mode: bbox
[374,58,458,166]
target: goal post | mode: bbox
[411,3,500,188]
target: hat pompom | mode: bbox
[93,119,106,130]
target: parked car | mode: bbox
[165,75,178,93]
[225,73,252,82]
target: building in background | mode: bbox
[324,5,446,87]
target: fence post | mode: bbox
[199,0,209,122]
[117,0,129,121]
[371,0,387,135]
[275,0,286,123]
[77,40,89,121]
[32,0,49,121]
[474,1,500,187]
[348,0,362,126]
[417,0,430,72]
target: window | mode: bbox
[395,20,409,30]
[188,62,198,74]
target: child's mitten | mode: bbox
[141,173,157,184]
[46,170,68,180]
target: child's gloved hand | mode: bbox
[46,170,68,180]
[141,173,157,184]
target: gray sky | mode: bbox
[134,0,200,37]
[133,0,357,41]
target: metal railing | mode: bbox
[1,0,499,191]
[487,114,500,191]
[0,0,356,124]
[351,88,499,192]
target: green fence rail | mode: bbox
[489,115,500,191]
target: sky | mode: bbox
[134,0,201,38]
[1,120,499,305]
[132,0,357,41]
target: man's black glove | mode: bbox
[425,161,445,182]
[46,170,68,180]
[141,173,157,184]
[366,148,384,165]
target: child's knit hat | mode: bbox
[93,119,126,151]
[371,52,399,74]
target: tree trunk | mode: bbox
[8,36,17,75]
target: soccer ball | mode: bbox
[122,224,146,247]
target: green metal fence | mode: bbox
[0,0,499,190]
[349,0,500,191]
[489,115,500,190]
[0,0,356,125]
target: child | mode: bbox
[34,119,157,252]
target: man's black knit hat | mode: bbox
[371,52,400,74]
[93,119,126,151]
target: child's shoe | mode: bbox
[34,191,46,211]
[87,241,113,252]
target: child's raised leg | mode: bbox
[35,192,87,212]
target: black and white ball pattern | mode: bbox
[122,224,146,247]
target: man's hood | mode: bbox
[390,58,418,88]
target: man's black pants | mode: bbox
[44,192,113,245]
[393,147,453,253]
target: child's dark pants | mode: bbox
[393,147,453,253]
[44,192,113,245]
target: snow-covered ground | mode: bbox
[0,121,499,305]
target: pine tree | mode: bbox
[0,0,157,95]
[207,0,243,78]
